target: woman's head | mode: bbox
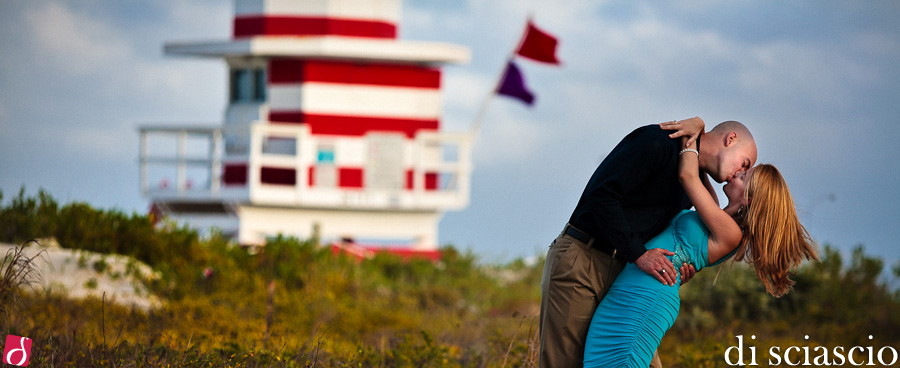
[722,166,753,208]
[731,164,818,297]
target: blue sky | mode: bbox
[1,1,899,269]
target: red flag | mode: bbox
[516,21,560,65]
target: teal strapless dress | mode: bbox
[583,210,732,367]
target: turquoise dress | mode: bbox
[583,210,732,367]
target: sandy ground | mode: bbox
[1,240,161,310]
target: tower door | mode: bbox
[366,133,405,191]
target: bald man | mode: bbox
[539,117,756,367]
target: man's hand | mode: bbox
[660,117,705,147]
[635,248,678,286]
[679,263,697,285]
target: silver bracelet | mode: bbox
[679,148,699,156]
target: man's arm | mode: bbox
[585,127,679,286]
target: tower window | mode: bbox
[230,67,266,102]
[254,69,266,101]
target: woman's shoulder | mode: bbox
[673,209,700,223]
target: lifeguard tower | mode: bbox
[139,0,473,252]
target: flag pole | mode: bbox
[469,15,533,137]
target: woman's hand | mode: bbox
[660,117,705,148]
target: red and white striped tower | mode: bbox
[139,0,472,253]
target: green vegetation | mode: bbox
[1,187,899,367]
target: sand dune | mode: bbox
[1,240,161,310]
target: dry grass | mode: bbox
[1,240,44,322]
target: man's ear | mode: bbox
[724,131,738,147]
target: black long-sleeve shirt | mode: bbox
[568,124,693,262]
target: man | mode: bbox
[538,117,757,367]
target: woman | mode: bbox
[582,124,818,367]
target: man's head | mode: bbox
[699,121,757,183]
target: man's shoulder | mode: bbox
[623,124,680,150]
[628,124,671,139]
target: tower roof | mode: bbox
[164,0,470,65]
[165,37,470,65]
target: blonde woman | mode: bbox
[583,121,818,367]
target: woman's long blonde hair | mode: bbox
[732,164,818,297]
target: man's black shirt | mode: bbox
[568,124,693,262]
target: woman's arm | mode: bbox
[678,138,742,264]
[661,117,718,205]
[701,173,719,207]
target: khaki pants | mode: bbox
[538,228,663,368]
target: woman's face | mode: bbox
[723,166,755,207]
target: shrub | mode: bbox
[2,188,898,367]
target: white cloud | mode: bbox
[166,0,231,39]
[444,70,492,113]
[11,1,228,161]
[551,9,879,123]
[131,60,224,103]
[737,40,880,109]
[852,30,900,59]
[471,107,549,167]
[1,0,897,265]
[21,1,227,99]
[581,16,732,83]
[403,6,437,32]
[421,1,896,173]
[465,0,603,35]
[25,3,132,75]
[62,125,134,159]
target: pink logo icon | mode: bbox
[3,335,31,367]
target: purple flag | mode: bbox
[497,61,535,106]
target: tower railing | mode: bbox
[138,122,473,210]
[139,125,222,197]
